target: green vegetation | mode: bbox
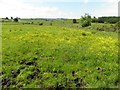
[81,14,91,27]
[91,16,97,23]
[1,18,119,88]
[115,21,120,29]
[97,17,120,24]
[13,18,19,22]
[73,19,77,23]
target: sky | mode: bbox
[0,0,119,19]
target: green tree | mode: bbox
[11,17,13,19]
[92,16,97,23]
[81,13,91,27]
[14,17,18,22]
[73,19,77,23]
[6,17,9,20]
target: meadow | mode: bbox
[1,19,118,88]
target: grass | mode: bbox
[1,21,118,88]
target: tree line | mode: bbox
[4,15,120,28]
[96,16,120,24]
[5,17,19,22]
[73,14,120,27]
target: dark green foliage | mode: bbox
[73,19,77,23]
[50,22,52,26]
[81,14,91,27]
[92,16,97,23]
[81,20,91,27]
[11,17,13,19]
[5,17,9,20]
[97,17,120,24]
[39,23,43,25]
[97,17,104,23]
[14,18,18,22]
[85,23,118,32]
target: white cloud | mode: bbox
[0,0,82,18]
[92,2,118,17]
[0,0,119,18]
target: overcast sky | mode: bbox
[0,0,119,18]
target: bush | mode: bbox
[14,18,18,22]
[92,16,97,23]
[11,17,13,19]
[6,17,9,20]
[39,23,43,25]
[81,20,91,27]
[81,14,91,27]
[97,17,120,24]
[73,19,77,23]
[50,23,52,26]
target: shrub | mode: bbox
[97,17,120,24]
[92,16,97,23]
[11,17,13,19]
[81,14,91,27]
[39,23,43,25]
[6,17,9,20]
[14,18,18,22]
[73,19,77,23]
[81,20,91,27]
[50,23,52,26]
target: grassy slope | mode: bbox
[2,23,118,88]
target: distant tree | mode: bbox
[81,13,91,27]
[11,17,13,19]
[6,17,9,20]
[97,16,120,23]
[73,19,77,23]
[97,17,104,23]
[92,16,97,23]
[14,17,18,22]
[39,23,43,25]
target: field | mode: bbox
[1,20,118,88]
